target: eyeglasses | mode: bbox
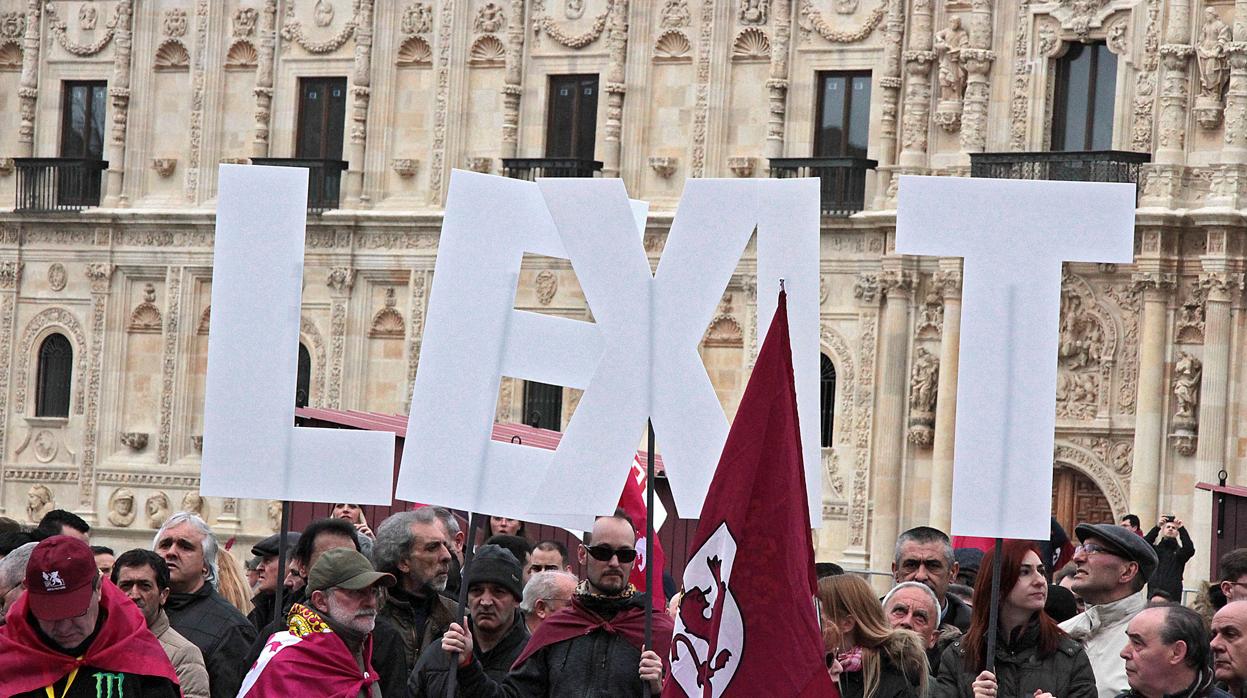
[582,544,637,563]
[1075,543,1120,557]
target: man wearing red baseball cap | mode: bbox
[0,535,181,697]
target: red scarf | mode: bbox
[512,592,674,670]
[241,603,379,698]
[0,581,179,696]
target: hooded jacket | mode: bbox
[0,581,181,697]
[165,580,258,698]
[933,619,1097,698]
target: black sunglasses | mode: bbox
[582,544,637,564]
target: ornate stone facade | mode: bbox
[0,0,1238,580]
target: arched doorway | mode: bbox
[1052,464,1114,536]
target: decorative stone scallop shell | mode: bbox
[396,35,432,66]
[0,41,20,70]
[653,30,691,60]
[154,40,190,70]
[732,27,770,60]
[468,34,506,65]
[225,40,258,69]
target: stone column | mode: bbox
[250,0,278,158]
[102,1,134,207]
[343,0,375,207]
[872,0,905,208]
[16,0,40,157]
[500,0,526,160]
[928,264,961,532]
[77,263,114,524]
[1192,269,1240,578]
[1157,0,1192,166]
[326,267,354,409]
[898,0,933,169]
[958,0,994,157]
[0,261,22,514]
[764,0,793,164]
[869,266,914,573]
[1129,270,1175,525]
[601,0,629,178]
[157,267,184,464]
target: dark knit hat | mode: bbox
[465,544,523,601]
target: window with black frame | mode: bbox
[522,380,563,431]
[36,333,73,418]
[58,81,107,207]
[1052,42,1117,151]
[296,344,312,408]
[820,353,836,448]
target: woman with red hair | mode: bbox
[933,540,1096,697]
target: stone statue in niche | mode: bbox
[107,488,137,527]
[565,0,585,20]
[935,17,969,102]
[739,0,769,25]
[1197,8,1232,101]
[1172,352,1202,425]
[906,348,939,447]
[313,0,335,28]
[79,3,98,31]
[146,492,171,528]
[27,485,55,523]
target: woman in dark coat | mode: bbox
[819,574,927,698]
[933,540,1097,698]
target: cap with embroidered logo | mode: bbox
[25,535,99,621]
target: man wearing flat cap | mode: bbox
[0,535,181,697]
[246,531,300,632]
[240,547,395,698]
[1059,522,1159,698]
[409,544,532,697]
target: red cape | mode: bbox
[241,610,378,698]
[513,594,673,670]
[0,580,179,696]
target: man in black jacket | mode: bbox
[245,532,299,632]
[1145,515,1195,601]
[893,526,972,633]
[408,545,531,697]
[153,512,256,698]
[243,516,409,698]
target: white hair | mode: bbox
[0,542,38,589]
[152,512,220,588]
[883,580,941,618]
[521,570,577,614]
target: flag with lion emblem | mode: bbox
[663,290,836,698]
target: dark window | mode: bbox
[820,353,836,448]
[60,81,107,160]
[1052,42,1117,151]
[545,75,599,159]
[522,381,563,431]
[815,72,872,158]
[296,343,311,408]
[36,334,73,418]
[296,77,347,160]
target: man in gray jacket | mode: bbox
[113,549,210,698]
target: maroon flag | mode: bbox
[664,291,836,698]
[618,454,668,606]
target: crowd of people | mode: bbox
[0,503,1242,698]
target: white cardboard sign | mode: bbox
[200,165,395,505]
[895,175,1135,540]
[398,171,820,530]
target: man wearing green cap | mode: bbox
[239,547,395,698]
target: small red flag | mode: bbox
[618,454,667,607]
[664,290,836,698]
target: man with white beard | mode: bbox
[373,508,457,667]
[238,548,395,697]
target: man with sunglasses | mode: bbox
[452,512,675,696]
[0,535,181,697]
[1058,522,1159,698]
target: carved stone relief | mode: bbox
[369,288,406,338]
[1172,351,1201,432]
[145,491,171,528]
[1176,282,1206,343]
[1054,273,1117,421]
[45,1,122,57]
[1195,7,1231,128]
[26,484,55,523]
[1054,440,1128,520]
[531,0,614,49]
[739,0,769,25]
[659,0,690,28]
[181,491,205,516]
[475,3,505,33]
[402,3,433,35]
[798,0,886,44]
[732,27,770,60]
[915,292,942,339]
[282,0,356,54]
[127,283,162,333]
[233,6,259,37]
[933,15,969,132]
[47,263,67,292]
[906,347,938,447]
[535,270,558,305]
[107,487,136,527]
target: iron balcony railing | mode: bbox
[768,157,878,217]
[14,158,109,212]
[969,150,1151,184]
[501,158,603,180]
[249,157,348,213]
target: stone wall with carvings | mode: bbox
[0,1,1243,581]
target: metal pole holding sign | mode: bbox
[274,501,291,616]
[446,512,484,698]
[644,420,656,698]
[984,537,1003,675]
